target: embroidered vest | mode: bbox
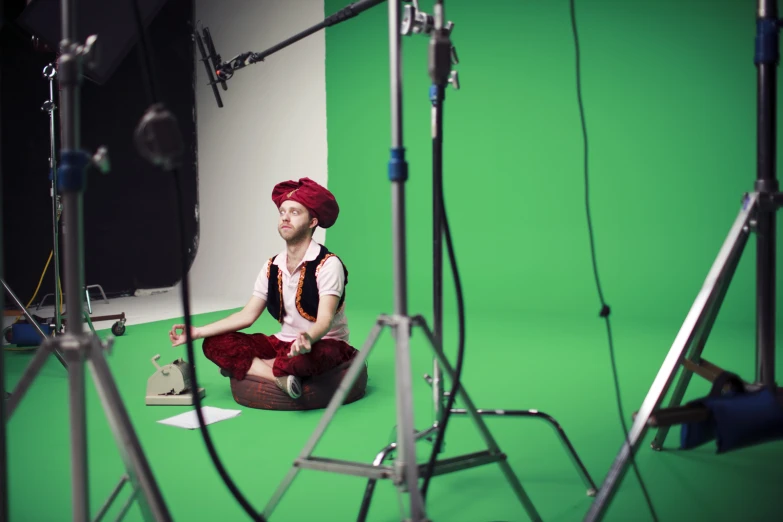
[266,244,348,323]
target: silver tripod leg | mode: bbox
[583,192,758,522]
[413,316,542,522]
[5,335,169,521]
[86,335,172,522]
[263,318,391,518]
[1,278,67,368]
[649,249,736,450]
[5,337,59,419]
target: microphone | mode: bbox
[195,27,223,108]
[202,27,228,92]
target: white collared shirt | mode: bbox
[253,239,350,343]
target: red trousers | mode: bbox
[202,332,357,380]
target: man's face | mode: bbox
[278,200,315,241]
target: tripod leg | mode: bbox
[449,409,597,495]
[87,336,172,522]
[92,475,128,522]
[584,193,758,522]
[2,279,46,337]
[113,487,138,522]
[356,425,439,522]
[650,266,732,450]
[52,346,68,369]
[263,319,386,519]
[412,317,541,522]
[83,309,97,334]
[5,337,58,419]
[356,445,396,522]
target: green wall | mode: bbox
[324,0,780,330]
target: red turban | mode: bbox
[271,177,340,228]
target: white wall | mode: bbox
[189,0,328,307]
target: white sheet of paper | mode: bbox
[157,406,242,430]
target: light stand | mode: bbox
[43,62,64,334]
[1,28,7,520]
[5,1,172,520]
[263,2,543,522]
[584,1,783,520]
[356,2,596,519]
[6,61,127,345]
[0,64,67,368]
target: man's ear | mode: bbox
[310,217,318,231]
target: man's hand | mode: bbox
[169,324,200,347]
[288,332,312,358]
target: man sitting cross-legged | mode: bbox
[168,177,356,399]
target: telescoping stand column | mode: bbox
[4,1,172,520]
[43,62,64,333]
[357,4,597,518]
[263,2,540,521]
[584,1,783,520]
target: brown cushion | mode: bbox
[229,356,368,411]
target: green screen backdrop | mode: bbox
[324,0,780,333]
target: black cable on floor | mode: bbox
[569,1,659,520]
[130,1,266,519]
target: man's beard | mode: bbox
[279,224,310,243]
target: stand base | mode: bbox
[356,407,597,521]
[644,386,783,429]
[7,332,172,520]
[145,388,205,406]
[585,191,779,521]
[263,314,542,522]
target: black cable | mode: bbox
[569,1,658,521]
[420,75,466,498]
[421,188,466,500]
[130,1,266,520]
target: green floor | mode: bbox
[4,307,782,521]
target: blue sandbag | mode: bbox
[680,370,783,453]
[9,323,53,346]
[680,372,745,450]
[708,388,783,454]
[680,412,716,450]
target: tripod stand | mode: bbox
[584,1,783,520]
[264,3,542,521]
[356,4,597,520]
[39,61,127,338]
[44,62,64,334]
[1,64,66,364]
[3,61,126,352]
[3,3,172,520]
